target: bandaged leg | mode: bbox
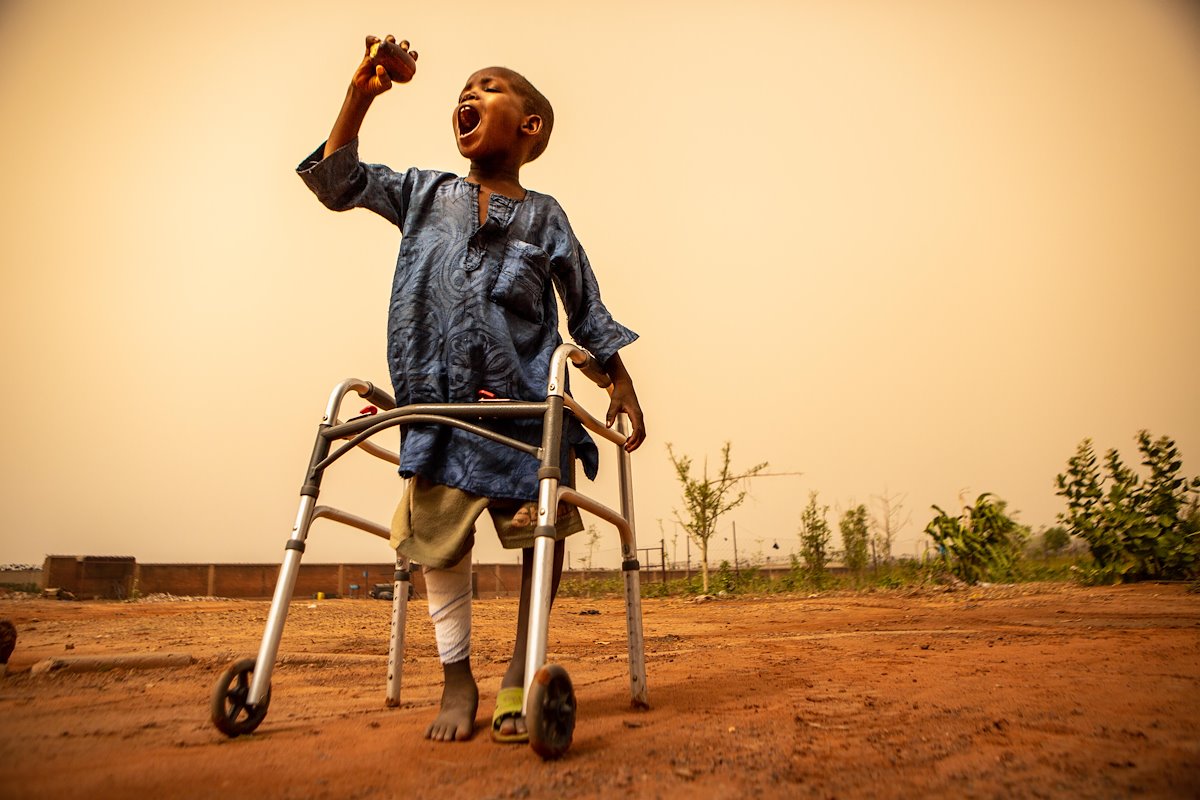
[422,550,478,741]
[424,550,473,665]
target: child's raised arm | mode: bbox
[324,35,418,159]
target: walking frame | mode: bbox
[210,343,648,758]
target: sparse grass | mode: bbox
[557,574,625,599]
[559,553,1100,598]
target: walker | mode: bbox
[209,344,648,758]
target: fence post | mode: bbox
[732,521,740,578]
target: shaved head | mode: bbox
[487,67,554,162]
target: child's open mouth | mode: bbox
[457,105,481,137]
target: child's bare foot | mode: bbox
[426,659,478,742]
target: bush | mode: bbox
[1056,432,1200,581]
[924,494,1027,584]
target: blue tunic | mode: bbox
[297,140,637,500]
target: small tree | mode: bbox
[1040,526,1071,558]
[924,493,1026,584]
[870,489,909,568]
[840,504,870,575]
[799,492,832,583]
[580,524,601,571]
[667,442,767,594]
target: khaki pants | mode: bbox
[390,474,584,569]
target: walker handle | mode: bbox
[357,381,397,412]
[569,350,612,389]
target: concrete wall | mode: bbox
[0,567,42,589]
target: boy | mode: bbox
[297,36,646,743]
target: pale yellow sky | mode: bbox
[1,0,1198,569]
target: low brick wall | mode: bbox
[44,556,816,601]
[134,563,406,599]
[43,556,136,599]
[0,568,42,590]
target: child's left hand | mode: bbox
[602,353,646,452]
[607,382,646,452]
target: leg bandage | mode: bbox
[424,551,472,665]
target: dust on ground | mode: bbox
[1,582,1198,799]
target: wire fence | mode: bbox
[566,537,806,575]
[564,536,927,575]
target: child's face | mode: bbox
[453,69,536,165]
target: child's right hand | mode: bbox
[352,35,418,97]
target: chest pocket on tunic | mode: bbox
[489,239,550,324]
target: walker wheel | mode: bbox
[527,663,576,759]
[210,658,271,737]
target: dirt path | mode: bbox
[1,582,1198,799]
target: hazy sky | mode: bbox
[2,0,1197,571]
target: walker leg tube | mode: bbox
[622,565,649,708]
[523,390,567,712]
[617,419,649,709]
[249,494,317,705]
[385,556,410,707]
[522,477,560,713]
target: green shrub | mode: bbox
[1056,432,1200,581]
[924,493,1027,584]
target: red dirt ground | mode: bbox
[1,582,1198,799]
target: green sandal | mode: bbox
[491,686,528,743]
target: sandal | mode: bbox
[491,686,528,743]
